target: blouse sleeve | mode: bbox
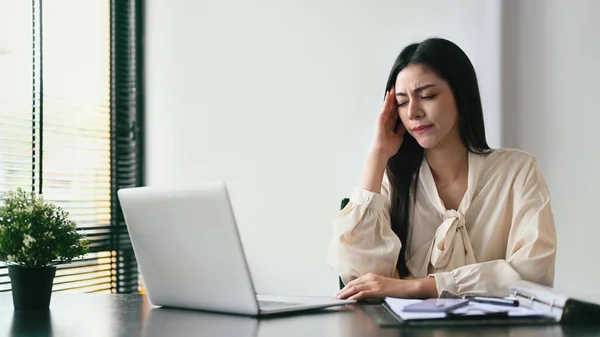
[431,159,557,296]
[326,173,402,285]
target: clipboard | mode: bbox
[362,280,600,327]
[371,297,556,327]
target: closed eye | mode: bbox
[397,94,437,108]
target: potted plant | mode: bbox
[0,188,89,310]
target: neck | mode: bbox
[425,134,468,186]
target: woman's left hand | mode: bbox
[334,273,437,300]
[334,273,406,300]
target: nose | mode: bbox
[407,101,424,120]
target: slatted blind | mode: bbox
[0,0,37,293]
[42,0,113,293]
[0,0,143,294]
[110,0,144,294]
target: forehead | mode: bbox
[394,63,440,88]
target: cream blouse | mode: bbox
[326,148,557,297]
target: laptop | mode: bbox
[117,181,354,316]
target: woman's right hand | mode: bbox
[360,87,406,194]
[372,87,405,159]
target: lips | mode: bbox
[412,125,433,135]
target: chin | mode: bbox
[418,143,436,149]
[414,136,439,149]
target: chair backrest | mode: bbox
[338,198,350,289]
[340,198,350,210]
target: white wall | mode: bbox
[145,0,501,296]
[502,0,600,302]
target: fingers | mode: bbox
[336,283,363,300]
[336,275,371,299]
[349,290,375,301]
[343,273,370,291]
[386,86,396,110]
[387,88,405,137]
[382,90,396,117]
[380,89,399,131]
[335,274,397,301]
[334,273,380,299]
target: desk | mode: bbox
[0,293,598,337]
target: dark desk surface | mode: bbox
[1,293,599,337]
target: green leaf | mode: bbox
[0,188,89,268]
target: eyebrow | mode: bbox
[396,84,437,96]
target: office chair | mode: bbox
[338,198,350,290]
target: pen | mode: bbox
[466,296,520,307]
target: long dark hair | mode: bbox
[384,38,491,277]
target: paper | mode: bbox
[384,297,555,321]
[384,298,446,320]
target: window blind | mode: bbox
[0,0,38,293]
[42,0,113,293]
[110,0,144,294]
[0,0,143,294]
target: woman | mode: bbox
[327,37,557,300]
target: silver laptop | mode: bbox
[117,181,354,315]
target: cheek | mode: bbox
[428,99,458,128]
[439,107,459,129]
[398,110,409,125]
[444,94,459,118]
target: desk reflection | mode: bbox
[9,310,53,337]
[141,304,589,337]
[143,307,258,337]
[142,306,357,337]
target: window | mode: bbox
[0,0,143,293]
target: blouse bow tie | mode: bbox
[429,209,475,271]
[406,153,483,278]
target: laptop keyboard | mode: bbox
[258,300,303,309]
